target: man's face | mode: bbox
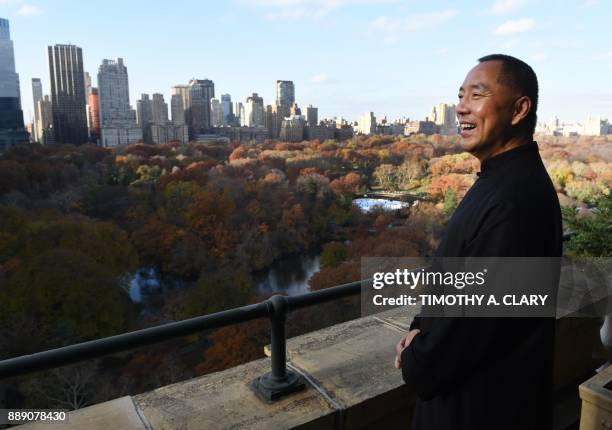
[456,61,519,156]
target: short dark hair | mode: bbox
[478,54,538,135]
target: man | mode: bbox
[395,54,562,429]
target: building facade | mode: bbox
[356,112,376,135]
[187,78,214,137]
[87,88,100,143]
[221,94,232,123]
[431,103,457,135]
[306,105,318,127]
[36,95,54,145]
[31,78,43,142]
[211,98,224,127]
[0,18,28,151]
[405,120,437,135]
[279,114,305,142]
[48,44,88,145]
[244,93,264,127]
[97,58,141,147]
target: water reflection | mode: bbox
[255,252,321,296]
[353,198,410,213]
[129,267,161,303]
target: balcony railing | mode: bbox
[0,278,363,402]
[0,232,574,403]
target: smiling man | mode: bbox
[395,54,562,429]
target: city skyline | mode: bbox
[1,0,612,126]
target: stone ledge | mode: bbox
[14,306,601,430]
[133,357,337,430]
[265,306,419,429]
[16,396,149,430]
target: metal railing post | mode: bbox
[251,295,305,402]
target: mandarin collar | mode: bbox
[476,141,539,178]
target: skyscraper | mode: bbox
[171,85,189,125]
[84,72,92,98]
[275,80,295,108]
[31,78,43,142]
[211,98,224,127]
[244,93,264,127]
[187,79,214,136]
[151,93,168,125]
[0,18,28,151]
[97,58,141,147]
[356,112,376,135]
[273,80,295,139]
[221,94,232,123]
[37,95,55,145]
[431,102,457,135]
[136,94,152,143]
[88,88,100,143]
[232,101,243,126]
[48,44,88,145]
[170,94,184,126]
[306,105,318,127]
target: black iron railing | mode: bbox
[0,232,575,402]
[0,278,364,402]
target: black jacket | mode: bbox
[401,141,562,430]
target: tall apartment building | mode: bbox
[221,94,232,123]
[151,93,168,125]
[0,18,28,151]
[233,101,243,126]
[136,94,152,143]
[276,80,295,108]
[356,111,376,135]
[88,88,100,142]
[211,98,224,127]
[97,58,141,147]
[138,92,188,145]
[31,78,43,142]
[170,85,189,125]
[187,79,214,136]
[272,80,295,139]
[244,93,264,127]
[279,115,305,142]
[48,44,88,145]
[36,95,55,145]
[306,105,318,127]
[431,103,457,135]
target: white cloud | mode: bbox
[245,0,397,20]
[494,18,535,34]
[370,9,458,44]
[310,72,328,83]
[16,4,42,16]
[486,0,527,15]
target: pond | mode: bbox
[254,251,321,296]
[127,251,322,308]
[353,198,410,213]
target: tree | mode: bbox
[563,192,612,257]
[443,187,458,217]
[320,242,347,268]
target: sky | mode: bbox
[1,0,611,125]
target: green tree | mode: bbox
[562,193,612,257]
[443,187,458,217]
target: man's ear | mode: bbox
[511,96,531,126]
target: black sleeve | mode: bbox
[408,315,421,331]
[400,202,525,400]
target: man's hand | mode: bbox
[395,329,421,369]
